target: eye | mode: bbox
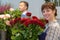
[42,10,45,13]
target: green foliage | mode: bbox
[4,9,22,18]
[0,9,22,31]
[11,22,43,40]
[0,19,7,31]
[0,9,22,40]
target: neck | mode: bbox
[22,10,27,12]
[48,16,56,22]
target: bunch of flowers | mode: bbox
[0,14,11,31]
[0,4,11,31]
[10,16,45,40]
[0,5,22,40]
[0,4,11,14]
[5,9,22,18]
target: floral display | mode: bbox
[9,16,45,40]
[0,4,11,14]
[0,4,47,40]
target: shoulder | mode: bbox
[52,22,60,29]
[46,21,60,29]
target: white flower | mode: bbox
[3,14,10,19]
[0,15,5,18]
[9,8,14,11]
[0,14,10,19]
[5,14,10,18]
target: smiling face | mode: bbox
[41,2,57,21]
[42,8,55,21]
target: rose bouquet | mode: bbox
[10,16,45,40]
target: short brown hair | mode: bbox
[41,2,57,16]
[20,1,29,9]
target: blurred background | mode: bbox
[0,0,60,18]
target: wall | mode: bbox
[1,0,45,18]
[1,0,60,19]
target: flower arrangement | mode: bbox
[0,4,11,14]
[0,4,47,40]
[0,4,11,31]
[0,4,22,31]
[5,9,22,18]
[9,16,45,40]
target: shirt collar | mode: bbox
[22,11,28,15]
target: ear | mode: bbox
[26,7,27,9]
[25,6,27,10]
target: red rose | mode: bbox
[23,17,45,28]
[10,17,21,25]
[14,17,21,23]
[23,19,31,27]
[32,17,45,28]
[30,19,38,24]
[10,20,15,25]
[37,20,45,28]
[26,12,31,16]
[21,18,30,24]
[23,19,37,27]
[23,18,37,26]
[32,16,38,20]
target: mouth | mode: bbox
[44,15,49,20]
